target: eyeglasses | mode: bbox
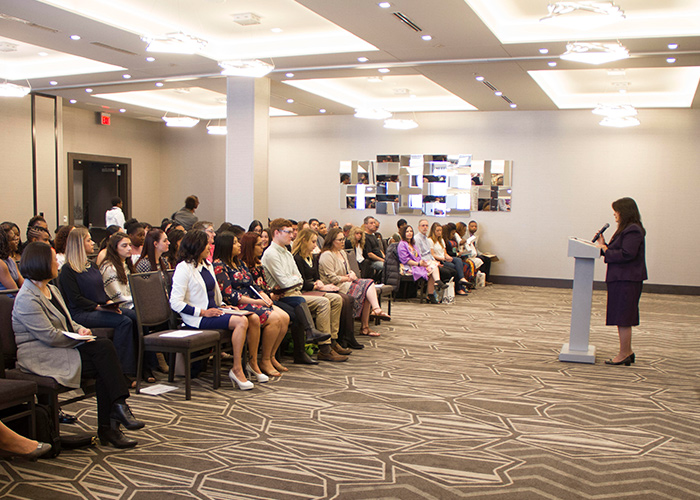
[280,229,293,234]
[335,237,345,241]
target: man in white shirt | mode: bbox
[262,218,347,363]
[105,197,125,228]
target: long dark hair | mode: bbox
[213,232,238,268]
[101,233,135,284]
[239,232,260,269]
[321,227,343,253]
[136,228,167,272]
[248,220,263,234]
[611,197,645,239]
[400,224,415,245]
[165,229,185,268]
[0,228,11,260]
[177,230,208,265]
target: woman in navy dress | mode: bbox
[595,197,647,366]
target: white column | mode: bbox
[225,76,270,225]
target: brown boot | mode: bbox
[332,341,352,356]
[318,344,348,362]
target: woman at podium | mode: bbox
[595,197,647,366]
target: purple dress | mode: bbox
[397,241,428,281]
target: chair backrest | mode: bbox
[129,271,173,329]
[0,295,18,375]
[384,242,400,288]
[165,269,175,294]
[345,249,362,277]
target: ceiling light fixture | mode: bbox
[510,103,517,108]
[599,116,640,128]
[49,81,58,86]
[378,68,390,73]
[219,59,274,77]
[319,109,327,113]
[285,72,295,78]
[119,108,126,113]
[357,57,369,63]
[548,61,558,67]
[354,108,392,120]
[122,74,131,79]
[69,35,81,40]
[286,98,294,103]
[206,125,227,135]
[85,88,93,93]
[162,115,200,127]
[421,35,432,41]
[667,57,676,64]
[146,56,155,62]
[539,48,549,54]
[540,1,625,22]
[69,99,77,104]
[560,42,629,65]
[155,82,164,87]
[494,91,503,96]
[378,2,391,8]
[592,103,637,118]
[668,43,678,50]
[142,32,207,54]
[384,118,419,130]
[0,81,31,97]
[475,76,485,81]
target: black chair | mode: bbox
[345,249,393,324]
[384,242,426,302]
[0,295,100,433]
[129,271,222,400]
[0,379,38,439]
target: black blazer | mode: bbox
[603,224,647,282]
[293,254,319,292]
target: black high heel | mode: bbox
[605,354,633,366]
[630,353,635,363]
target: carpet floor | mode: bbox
[1,285,699,499]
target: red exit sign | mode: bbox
[100,112,111,125]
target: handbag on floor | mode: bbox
[441,280,455,304]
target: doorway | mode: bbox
[67,153,131,228]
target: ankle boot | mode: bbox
[110,403,145,430]
[98,424,138,449]
[340,325,364,350]
[292,324,318,364]
[318,344,348,362]
[331,340,352,355]
[294,304,331,343]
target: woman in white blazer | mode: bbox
[169,230,254,390]
[12,242,144,449]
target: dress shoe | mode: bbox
[229,369,254,390]
[0,442,53,461]
[246,362,269,383]
[98,425,137,449]
[317,349,348,362]
[293,351,319,365]
[605,354,633,366]
[305,329,331,344]
[630,353,636,363]
[346,340,364,349]
[110,403,144,430]
[332,341,352,355]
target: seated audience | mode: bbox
[95,225,124,267]
[362,216,385,282]
[26,215,49,243]
[216,222,235,235]
[260,228,271,252]
[398,225,443,304]
[318,227,390,337]
[0,228,23,291]
[466,220,493,284]
[248,220,263,235]
[345,225,373,279]
[192,221,216,261]
[213,232,290,376]
[164,229,185,270]
[125,222,146,263]
[429,222,468,295]
[172,195,199,231]
[0,420,51,460]
[416,219,456,285]
[54,225,74,270]
[99,233,136,309]
[135,229,170,274]
[1,222,22,265]
[26,226,51,245]
[293,229,359,351]
[58,227,138,382]
[391,219,408,243]
[13,242,143,449]
[169,230,253,390]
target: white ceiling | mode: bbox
[0,0,698,121]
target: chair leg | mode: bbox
[213,342,221,390]
[168,353,176,382]
[29,397,36,440]
[184,350,192,401]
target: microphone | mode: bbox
[592,223,610,243]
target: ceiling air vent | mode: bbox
[232,13,261,26]
[392,12,422,32]
[90,42,139,56]
[0,13,59,33]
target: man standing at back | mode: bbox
[105,197,125,229]
[172,195,199,231]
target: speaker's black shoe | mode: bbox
[110,403,144,431]
[98,425,137,449]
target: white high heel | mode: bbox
[246,362,269,383]
[229,369,254,390]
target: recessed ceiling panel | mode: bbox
[0,35,124,80]
[528,67,700,108]
[284,75,477,112]
[37,0,378,60]
[465,0,700,43]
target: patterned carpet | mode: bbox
[1,285,699,499]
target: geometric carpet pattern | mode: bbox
[1,285,699,499]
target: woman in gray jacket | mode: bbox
[12,242,144,448]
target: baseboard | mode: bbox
[490,276,700,296]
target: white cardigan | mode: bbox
[169,260,223,328]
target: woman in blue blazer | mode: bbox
[596,197,647,366]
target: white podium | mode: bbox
[559,237,600,363]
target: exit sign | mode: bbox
[100,112,111,126]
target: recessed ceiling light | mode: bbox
[285,72,295,78]
[155,82,164,87]
[378,2,391,8]
[421,35,432,41]
[122,74,131,79]
[85,88,93,93]
[70,35,81,40]
[539,48,549,54]
[119,109,126,113]
[357,57,369,63]
[494,91,503,96]
[146,56,155,62]
[668,43,678,50]
[667,57,676,63]
[49,81,58,86]
[319,109,326,113]
[38,52,48,57]
[548,61,557,67]
[69,99,77,104]
[286,98,294,103]
[378,68,390,74]
[271,28,283,33]
[510,103,518,108]
[475,76,485,81]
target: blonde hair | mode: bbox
[65,227,90,273]
[347,226,365,250]
[292,228,317,258]
[429,222,445,248]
